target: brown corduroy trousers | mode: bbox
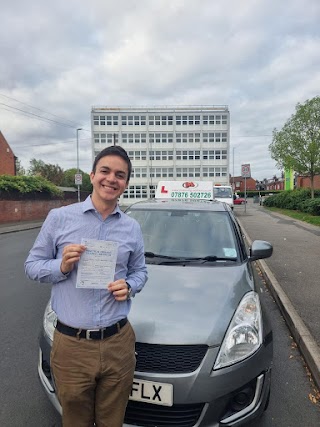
[51,322,136,427]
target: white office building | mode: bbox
[91,105,230,203]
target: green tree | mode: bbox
[28,158,64,186]
[15,158,26,176]
[61,168,93,192]
[269,96,320,198]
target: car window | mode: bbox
[127,208,239,261]
[213,187,232,198]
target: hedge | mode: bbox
[263,189,320,215]
[0,175,63,199]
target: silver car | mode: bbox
[38,198,273,426]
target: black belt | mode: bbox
[56,318,128,340]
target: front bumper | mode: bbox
[38,331,272,427]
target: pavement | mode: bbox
[1,202,320,390]
[235,199,320,390]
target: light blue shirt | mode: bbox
[25,196,148,329]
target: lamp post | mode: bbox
[232,147,235,191]
[76,128,82,203]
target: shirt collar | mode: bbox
[82,195,122,217]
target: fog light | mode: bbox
[42,359,52,380]
[230,387,254,412]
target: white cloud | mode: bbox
[0,0,319,179]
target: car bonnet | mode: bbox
[128,263,253,347]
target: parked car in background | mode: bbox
[213,184,234,210]
[38,181,273,427]
[234,197,247,205]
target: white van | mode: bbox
[213,185,234,209]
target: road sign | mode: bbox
[241,164,251,178]
[75,173,83,185]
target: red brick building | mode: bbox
[297,175,320,189]
[0,131,16,175]
[231,176,257,192]
[265,178,284,191]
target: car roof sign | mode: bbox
[155,181,213,200]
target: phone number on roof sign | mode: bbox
[171,191,212,199]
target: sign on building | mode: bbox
[241,164,251,178]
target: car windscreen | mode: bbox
[213,187,233,198]
[126,208,239,262]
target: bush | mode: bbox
[0,175,63,199]
[263,189,312,209]
[263,189,320,216]
[298,198,320,216]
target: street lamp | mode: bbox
[76,128,82,203]
[232,146,235,191]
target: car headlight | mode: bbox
[43,301,57,342]
[213,291,262,370]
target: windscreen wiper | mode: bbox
[144,252,237,265]
[144,252,181,260]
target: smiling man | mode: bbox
[25,145,148,427]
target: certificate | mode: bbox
[76,238,119,289]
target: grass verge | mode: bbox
[266,207,320,227]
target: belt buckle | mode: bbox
[85,328,100,340]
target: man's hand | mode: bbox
[60,244,86,274]
[108,279,130,301]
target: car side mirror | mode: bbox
[249,240,273,262]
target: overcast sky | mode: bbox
[1,0,319,180]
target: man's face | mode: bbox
[90,155,128,205]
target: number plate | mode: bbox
[130,378,173,406]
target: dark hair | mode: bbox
[92,145,132,182]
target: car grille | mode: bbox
[124,401,204,427]
[135,343,208,373]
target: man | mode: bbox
[25,146,148,427]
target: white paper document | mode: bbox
[76,238,119,289]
